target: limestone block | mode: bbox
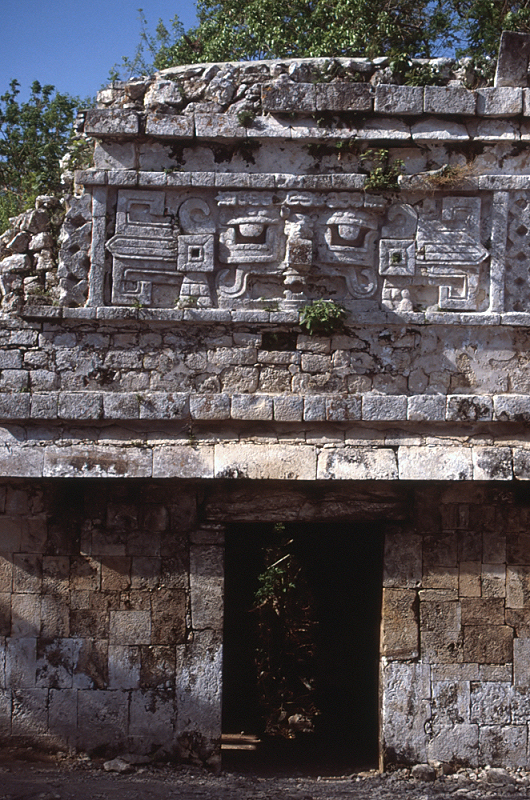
[152,445,214,479]
[427,724,479,766]
[48,688,77,745]
[140,645,176,689]
[495,31,530,87]
[407,395,445,421]
[0,517,24,552]
[0,395,30,419]
[513,448,530,479]
[190,545,223,631]
[144,81,187,109]
[477,87,522,116]
[31,393,59,419]
[381,662,430,764]
[512,685,530,723]
[108,645,141,689]
[356,117,410,140]
[11,595,40,639]
[383,529,422,588]
[479,725,528,768]
[273,396,303,422]
[459,562,481,597]
[461,598,505,626]
[231,394,273,421]
[43,446,152,479]
[40,595,69,639]
[85,108,139,136]
[423,566,458,590]
[317,447,397,480]
[494,395,530,421]
[190,394,230,420]
[36,638,77,689]
[5,638,36,688]
[430,680,471,732]
[58,392,103,420]
[138,393,189,420]
[246,116,297,138]
[93,141,136,170]
[381,588,418,660]
[11,688,48,737]
[482,563,506,598]
[145,113,194,138]
[128,689,177,746]
[151,589,187,644]
[109,610,151,645]
[175,630,223,737]
[446,395,493,422]
[470,682,512,724]
[214,443,316,480]
[479,665,513,681]
[506,565,530,609]
[316,82,372,111]
[471,119,520,140]
[462,625,513,664]
[325,396,361,421]
[424,86,476,115]
[13,554,41,594]
[72,639,108,690]
[77,689,128,753]
[483,530,506,564]
[398,446,472,481]
[195,113,246,138]
[362,395,407,421]
[411,117,469,141]
[420,598,462,663]
[473,447,513,481]
[0,447,43,479]
[514,638,530,686]
[262,80,316,112]
[375,85,423,115]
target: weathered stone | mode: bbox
[399,447,472,481]
[317,447,397,480]
[375,85,423,115]
[381,588,418,659]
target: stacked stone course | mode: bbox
[0,31,530,768]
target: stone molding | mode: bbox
[2,391,530,423]
[0,440,527,481]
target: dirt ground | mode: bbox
[0,751,528,800]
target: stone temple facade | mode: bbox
[3,30,530,770]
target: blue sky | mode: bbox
[1,0,198,101]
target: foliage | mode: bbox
[253,523,319,738]
[0,80,83,233]
[454,0,530,59]
[360,148,405,192]
[299,299,346,336]
[390,56,447,86]
[113,0,458,78]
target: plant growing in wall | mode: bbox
[360,149,405,192]
[299,299,346,336]
[253,524,319,739]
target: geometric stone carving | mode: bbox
[102,185,494,314]
[505,192,530,312]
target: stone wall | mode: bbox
[0,478,222,766]
[0,33,530,769]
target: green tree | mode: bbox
[0,80,80,233]
[454,0,530,59]
[113,0,458,77]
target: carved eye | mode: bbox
[337,224,361,241]
[238,223,264,238]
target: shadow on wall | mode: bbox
[0,479,223,765]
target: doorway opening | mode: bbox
[222,520,384,774]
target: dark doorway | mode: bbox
[222,521,384,773]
